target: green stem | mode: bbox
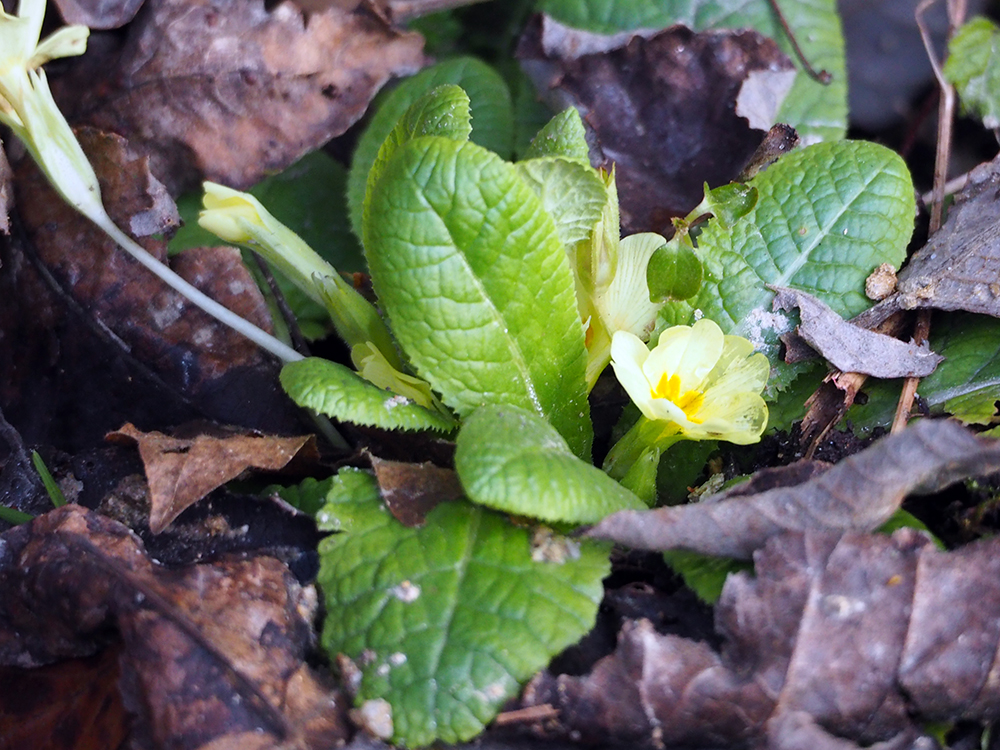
[604,416,683,480]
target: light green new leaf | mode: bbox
[348,57,514,237]
[523,107,591,162]
[647,239,702,302]
[318,472,609,746]
[363,85,473,229]
[514,156,608,248]
[945,16,1000,130]
[456,405,645,524]
[537,0,846,142]
[694,140,915,382]
[281,358,457,433]
[364,136,592,457]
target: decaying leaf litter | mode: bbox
[4,0,1000,749]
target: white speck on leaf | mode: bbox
[391,580,420,602]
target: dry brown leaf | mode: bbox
[0,647,129,750]
[521,527,1000,749]
[4,127,306,450]
[368,453,464,527]
[54,0,425,192]
[771,286,943,378]
[107,423,316,533]
[0,505,348,748]
[52,0,145,29]
[517,14,793,236]
[588,419,1000,558]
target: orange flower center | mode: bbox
[652,372,705,423]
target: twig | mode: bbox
[766,0,832,84]
[893,0,967,433]
[250,252,311,357]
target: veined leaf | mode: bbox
[945,16,1000,130]
[280,358,457,433]
[514,156,608,248]
[537,0,847,142]
[364,136,592,457]
[318,470,609,746]
[523,107,591,162]
[455,405,645,524]
[694,140,915,387]
[348,57,514,237]
[363,85,473,229]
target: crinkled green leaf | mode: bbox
[514,156,608,248]
[280,358,457,433]
[270,469,384,531]
[647,239,702,302]
[348,57,514,237]
[537,0,846,142]
[363,85,473,229]
[523,107,590,162]
[318,482,609,746]
[364,136,592,456]
[945,16,1000,130]
[694,140,915,392]
[455,405,645,524]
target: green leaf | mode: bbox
[647,239,702,302]
[514,156,608,248]
[455,405,646,524]
[662,550,750,604]
[364,137,592,456]
[280,358,458,433]
[694,140,915,388]
[318,485,609,746]
[348,57,515,238]
[702,182,759,227]
[523,107,591,162]
[31,451,66,508]
[537,0,847,142]
[848,315,1000,433]
[945,16,1000,130]
[363,84,474,229]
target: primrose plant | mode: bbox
[202,83,773,747]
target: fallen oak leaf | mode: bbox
[0,505,347,748]
[521,527,1000,749]
[587,419,1000,558]
[107,423,316,534]
[770,285,943,378]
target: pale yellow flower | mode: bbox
[611,320,769,443]
[0,0,98,217]
[604,319,769,480]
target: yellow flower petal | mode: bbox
[611,319,768,446]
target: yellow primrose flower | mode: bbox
[604,319,769,479]
[0,0,98,217]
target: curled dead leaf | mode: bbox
[107,423,317,533]
[588,419,1000,558]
